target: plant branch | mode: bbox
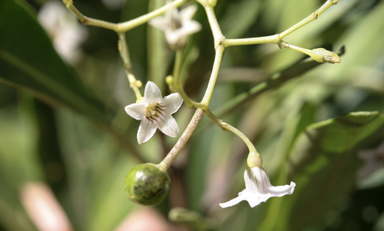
[63,0,189,32]
[118,33,143,101]
[201,45,224,106]
[158,109,204,171]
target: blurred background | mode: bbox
[1,0,384,230]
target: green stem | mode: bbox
[63,0,119,31]
[204,6,224,48]
[63,0,189,32]
[117,0,189,32]
[118,33,143,101]
[204,109,258,155]
[223,35,281,47]
[279,0,339,39]
[220,0,339,47]
[158,109,204,170]
[280,41,312,56]
[201,45,224,106]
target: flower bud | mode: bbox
[310,48,341,64]
[125,163,170,206]
[165,76,174,86]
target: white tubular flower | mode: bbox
[149,4,201,49]
[125,81,183,144]
[219,167,296,208]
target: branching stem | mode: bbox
[158,109,204,170]
[63,0,340,170]
[63,0,188,32]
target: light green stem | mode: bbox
[204,6,224,48]
[279,0,339,38]
[201,45,224,106]
[63,0,189,32]
[118,0,189,32]
[223,35,281,47]
[118,33,143,101]
[280,42,312,56]
[158,109,204,170]
[204,109,258,156]
[220,0,339,47]
[63,0,119,31]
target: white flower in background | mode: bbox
[358,141,384,179]
[125,81,183,144]
[219,167,296,208]
[149,4,201,48]
[101,0,124,10]
[38,0,87,64]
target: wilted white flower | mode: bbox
[358,142,384,179]
[219,167,296,208]
[38,0,87,64]
[125,81,183,144]
[149,4,201,48]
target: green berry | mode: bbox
[124,163,170,206]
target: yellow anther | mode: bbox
[145,103,158,118]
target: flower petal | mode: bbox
[180,5,198,22]
[162,93,183,115]
[267,182,296,196]
[219,190,247,208]
[157,116,179,137]
[149,17,168,31]
[145,81,163,103]
[137,119,158,144]
[125,103,147,120]
[248,167,295,196]
[165,29,180,46]
[182,21,202,35]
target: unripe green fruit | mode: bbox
[124,163,170,206]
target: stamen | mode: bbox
[145,102,165,123]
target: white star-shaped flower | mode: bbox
[149,4,201,48]
[125,81,183,144]
[38,0,87,64]
[219,167,296,208]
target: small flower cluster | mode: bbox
[124,3,297,209]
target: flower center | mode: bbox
[145,102,165,122]
[170,14,182,31]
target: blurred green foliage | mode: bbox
[0,0,384,230]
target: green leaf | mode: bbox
[280,111,384,231]
[0,0,107,123]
